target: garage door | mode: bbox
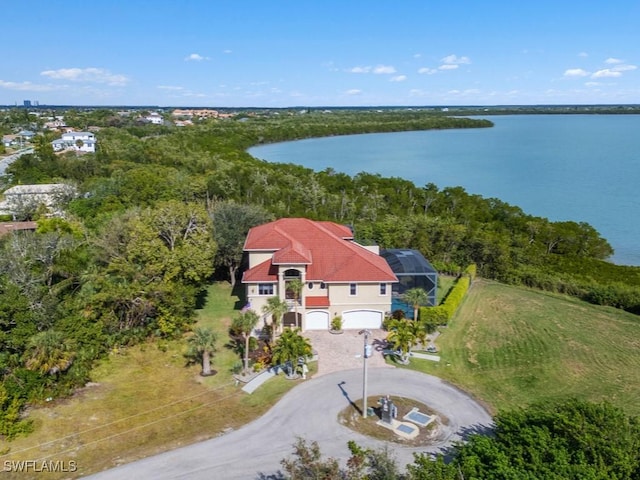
[305,310,329,330]
[342,310,383,330]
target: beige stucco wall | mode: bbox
[326,282,392,318]
[247,251,275,269]
[244,254,393,330]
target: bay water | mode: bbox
[248,115,640,266]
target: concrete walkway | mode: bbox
[86,368,492,480]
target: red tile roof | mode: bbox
[0,221,37,237]
[242,218,397,284]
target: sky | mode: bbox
[1,1,639,107]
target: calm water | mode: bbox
[249,115,640,266]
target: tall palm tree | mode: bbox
[23,330,76,375]
[187,327,218,376]
[262,296,289,344]
[231,310,260,375]
[271,328,312,378]
[386,318,416,364]
[287,278,304,329]
[403,287,428,321]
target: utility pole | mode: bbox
[359,329,372,418]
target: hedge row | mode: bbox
[420,265,475,325]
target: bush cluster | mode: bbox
[420,265,475,325]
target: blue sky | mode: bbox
[1,1,639,107]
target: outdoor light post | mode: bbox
[359,329,372,419]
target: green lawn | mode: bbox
[411,280,640,416]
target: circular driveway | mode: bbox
[87,368,492,479]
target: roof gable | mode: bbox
[243,218,397,283]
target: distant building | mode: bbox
[0,183,77,218]
[51,131,96,153]
[144,112,164,125]
[23,100,31,108]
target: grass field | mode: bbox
[412,279,640,416]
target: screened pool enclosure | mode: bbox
[381,249,438,318]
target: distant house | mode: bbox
[51,131,96,153]
[2,135,18,147]
[0,221,37,237]
[17,130,36,141]
[242,218,398,331]
[145,112,164,125]
[44,118,67,130]
[0,183,77,218]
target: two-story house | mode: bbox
[242,218,398,331]
[51,131,96,153]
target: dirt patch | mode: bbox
[337,395,450,447]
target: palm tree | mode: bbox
[271,328,312,378]
[23,330,76,375]
[262,296,289,344]
[402,287,428,321]
[187,327,218,376]
[286,278,304,329]
[231,310,260,375]
[386,318,416,364]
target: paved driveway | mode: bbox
[86,368,492,480]
[305,329,393,376]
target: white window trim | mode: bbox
[257,283,275,296]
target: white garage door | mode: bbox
[342,310,383,330]
[305,310,329,330]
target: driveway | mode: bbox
[304,329,393,376]
[85,368,492,480]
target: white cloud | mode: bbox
[345,89,362,95]
[390,75,407,82]
[349,64,396,74]
[372,65,396,74]
[578,52,589,57]
[439,64,459,71]
[413,53,422,58]
[185,53,208,61]
[585,81,601,87]
[564,68,590,77]
[605,57,623,64]
[223,49,232,54]
[157,85,184,91]
[441,54,471,65]
[0,79,58,91]
[612,64,637,72]
[418,67,437,75]
[409,89,426,97]
[40,67,129,86]
[592,69,622,78]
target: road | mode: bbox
[85,368,492,479]
[0,148,33,176]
